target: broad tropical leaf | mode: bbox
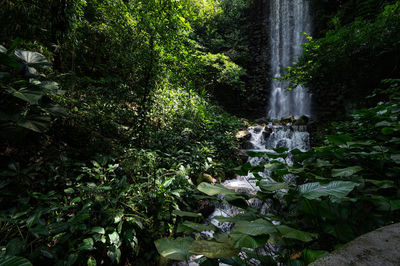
[155,237,193,261]
[6,87,44,104]
[331,166,362,177]
[14,50,50,67]
[16,115,51,133]
[0,256,32,266]
[258,180,289,192]
[197,182,237,196]
[189,240,239,258]
[177,221,215,233]
[299,181,358,200]
[276,225,315,242]
[232,219,276,236]
[327,135,352,145]
[172,210,202,218]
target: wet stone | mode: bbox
[311,223,400,266]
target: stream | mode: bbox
[177,0,313,264]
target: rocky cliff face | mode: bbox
[243,0,270,118]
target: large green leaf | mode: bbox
[6,238,24,256]
[299,181,358,200]
[302,249,329,264]
[172,210,202,218]
[155,237,193,261]
[14,50,50,67]
[197,182,237,196]
[189,240,239,258]
[87,257,97,266]
[91,227,105,234]
[78,238,94,251]
[232,219,276,236]
[327,135,352,145]
[16,114,50,133]
[0,45,7,53]
[107,246,121,264]
[177,221,215,233]
[230,234,266,249]
[6,87,44,104]
[213,213,257,223]
[331,166,362,177]
[0,257,32,266]
[391,154,400,164]
[276,225,315,242]
[258,180,289,192]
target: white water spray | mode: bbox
[268,0,312,119]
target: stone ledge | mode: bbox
[311,223,400,266]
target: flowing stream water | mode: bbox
[208,0,313,230]
[178,0,313,264]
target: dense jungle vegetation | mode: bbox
[0,0,399,265]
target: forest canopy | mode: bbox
[1,0,400,265]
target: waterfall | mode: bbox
[268,0,312,120]
[175,2,313,265]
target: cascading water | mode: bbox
[208,124,310,233]
[177,1,313,265]
[268,0,312,120]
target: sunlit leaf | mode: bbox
[189,240,239,258]
[197,182,237,196]
[299,181,358,200]
[276,225,316,242]
[0,256,32,266]
[172,210,202,218]
[155,237,193,261]
[232,219,276,236]
[331,166,362,177]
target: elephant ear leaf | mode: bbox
[155,237,193,261]
[0,256,33,266]
[189,240,240,258]
[14,50,51,67]
[16,114,51,133]
[299,181,358,200]
[0,45,7,54]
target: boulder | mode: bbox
[294,115,310,125]
[236,130,251,141]
[280,115,295,124]
[253,126,263,133]
[236,130,252,149]
[196,200,215,218]
[197,173,217,184]
[262,127,273,139]
[254,117,268,123]
[237,149,248,163]
[311,223,400,266]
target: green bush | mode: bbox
[156,79,400,265]
[285,2,400,114]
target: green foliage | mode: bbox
[156,80,400,264]
[284,2,400,114]
[0,0,245,265]
[0,43,65,140]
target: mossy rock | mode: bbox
[294,115,309,125]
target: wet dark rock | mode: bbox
[311,223,400,266]
[262,127,273,139]
[197,173,217,184]
[276,139,287,148]
[196,200,215,218]
[237,130,252,149]
[253,126,263,133]
[237,149,249,163]
[280,115,295,124]
[294,115,310,125]
[255,117,268,123]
